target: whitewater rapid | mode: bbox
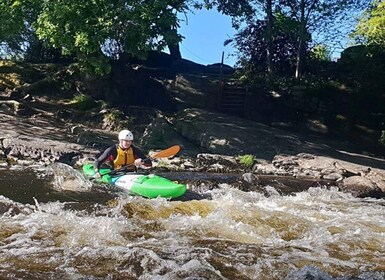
[0,167,384,279]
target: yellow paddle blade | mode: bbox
[151,145,180,159]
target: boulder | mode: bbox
[340,176,382,198]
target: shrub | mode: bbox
[103,109,133,131]
[70,94,98,110]
[238,154,256,168]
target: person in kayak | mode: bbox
[93,129,152,178]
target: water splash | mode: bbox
[48,162,92,191]
[1,177,385,279]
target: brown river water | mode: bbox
[0,164,384,279]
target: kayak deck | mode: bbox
[82,164,186,199]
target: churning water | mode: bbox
[0,164,384,279]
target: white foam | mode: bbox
[1,185,384,278]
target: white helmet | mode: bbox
[118,130,134,141]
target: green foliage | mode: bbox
[1,0,189,73]
[33,0,187,74]
[233,14,302,78]
[310,45,331,61]
[202,0,253,27]
[339,45,385,92]
[352,0,385,46]
[238,154,255,168]
[227,0,370,79]
[0,0,43,59]
[70,94,98,110]
[104,109,133,131]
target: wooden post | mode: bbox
[220,51,224,82]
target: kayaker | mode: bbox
[93,129,152,178]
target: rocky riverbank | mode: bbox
[1,59,385,198]
[1,92,385,199]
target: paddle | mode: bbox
[150,145,180,159]
[96,145,181,177]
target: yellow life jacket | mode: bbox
[114,146,135,169]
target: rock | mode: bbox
[180,159,195,170]
[365,172,385,192]
[253,163,277,175]
[173,108,303,159]
[0,201,21,216]
[141,117,185,150]
[322,172,344,181]
[340,176,383,198]
[284,265,333,280]
[238,173,261,192]
[70,125,86,135]
[196,153,240,172]
[2,136,97,166]
[1,88,385,199]
[272,155,299,168]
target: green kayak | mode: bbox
[82,164,186,199]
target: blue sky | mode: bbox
[177,9,238,67]
[175,7,362,65]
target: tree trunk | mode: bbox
[295,33,305,79]
[295,0,306,79]
[167,26,182,61]
[168,43,182,61]
[266,0,274,78]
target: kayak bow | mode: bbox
[82,164,186,199]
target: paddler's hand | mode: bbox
[134,158,143,167]
[94,171,101,179]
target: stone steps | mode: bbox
[218,83,247,116]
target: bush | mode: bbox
[103,109,133,131]
[70,94,98,110]
[238,154,256,168]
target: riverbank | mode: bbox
[1,59,385,198]
[1,93,385,198]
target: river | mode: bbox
[0,164,384,279]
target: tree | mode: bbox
[310,44,331,61]
[204,0,278,76]
[207,0,369,79]
[279,0,370,79]
[265,0,274,77]
[234,13,302,77]
[351,0,385,46]
[35,0,189,73]
[0,0,40,58]
[0,0,194,72]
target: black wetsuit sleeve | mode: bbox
[93,145,117,170]
[132,146,152,167]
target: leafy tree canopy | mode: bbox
[352,0,385,46]
[35,0,190,73]
[0,0,40,57]
[310,44,331,61]
[1,0,193,73]
[234,13,303,76]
